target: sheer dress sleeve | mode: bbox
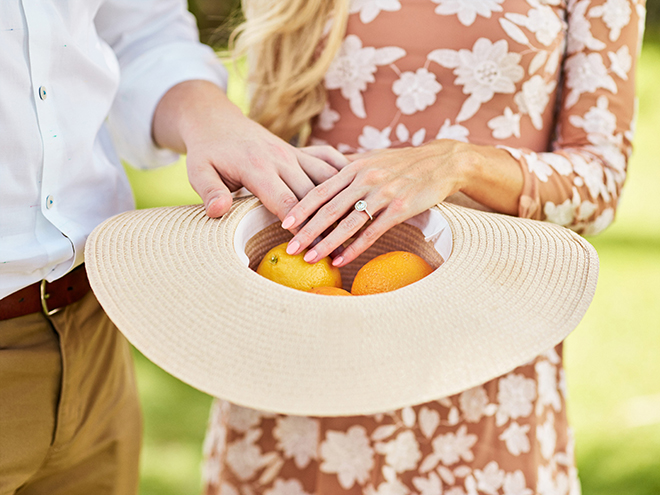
[509,0,646,235]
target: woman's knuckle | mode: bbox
[341,215,360,231]
[361,168,387,185]
[389,197,407,214]
[322,200,341,217]
[380,183,398,200]
[297,226,315,244]
[362,225,379,240]
[314,182,331,199]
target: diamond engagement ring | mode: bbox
[354,200,373,220]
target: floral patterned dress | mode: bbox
[203,0,644,494]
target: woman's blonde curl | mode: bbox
[231,0,349,142]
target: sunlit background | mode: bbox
[126,3,660,494]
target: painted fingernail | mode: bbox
[286,240,300,255]
[304,250,317,263]
[282,216,295,229]
[332,256,344,267]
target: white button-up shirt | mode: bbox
[0,0,228,298]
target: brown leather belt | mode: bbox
[0,264,91,320]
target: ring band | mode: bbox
[354,200,373,220]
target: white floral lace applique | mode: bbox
[225,429,269,481]
[395,123,428,147]
[273,416,320,469]
[432,0,505,26]
[424,425,478,468]
[350,0,402,24]
[564,52,616,108]
[588,0,631,41]
[488,107,521,139]
[474,461,506,494]
[496,373,537,427]
[325,35,406,118]
[264,479,312,495]
[318,103,341,131]
[566,0,607,54]
[536,413,558,461]
[436,119,470,142]
[374,430,422,473]
[412,472,443,495]
[358,125,393,151]
[458,386,492,423]
[428,39,524,122]
[608,45,632,80]
[392,68,442,115]
[514,75,557,129]
[503,470,534,495]
[320,426,375,489]
[581,207,614,235]
[499,422,532,456]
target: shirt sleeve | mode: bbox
[503,0,645,236]
[95,0,228,169]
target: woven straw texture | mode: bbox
[85,197,598,416]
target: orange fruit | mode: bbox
[351,251,433,295]
[256,242,342,291]
[307,286,353,296]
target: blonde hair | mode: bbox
[230,0,350,142]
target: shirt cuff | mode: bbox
[108,42,228,170]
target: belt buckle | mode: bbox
[40,279,63,317]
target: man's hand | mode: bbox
[152,80,348,220]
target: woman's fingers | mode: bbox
[331,208,407,266]
[281,145,456,264]
[285,191,363,256]
[286,187,385,260]
[306,198,429,266]
[280,170,356,231]
[301,208,375,263]
[298,145,350,171]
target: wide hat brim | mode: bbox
[85,197,598,416]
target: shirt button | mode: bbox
[38,86,47,100]
[45,195,54,209]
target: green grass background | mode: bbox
[127,44,660,494]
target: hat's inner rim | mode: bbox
[233,205,453,267]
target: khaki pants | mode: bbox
[0,292,141,495]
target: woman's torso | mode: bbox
[309,0,567,154]
[204,2,578,494]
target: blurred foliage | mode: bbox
[188,0,660,44]
[186,0,660,52]
[179,0,660,48]
[563,40,660,495]
[188,0,242,47]
[134,349,213,495]
[646,0,660,36]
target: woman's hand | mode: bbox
[281,139,477,267]
[153,80,348,220]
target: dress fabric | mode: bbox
[202,0,643,494]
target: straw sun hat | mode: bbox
[85,196,598,416]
